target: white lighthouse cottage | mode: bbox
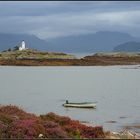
[19,40,26,51]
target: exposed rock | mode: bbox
[105,130,140,139]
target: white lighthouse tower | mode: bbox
[19,40,26,51]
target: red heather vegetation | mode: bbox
[0,105,105,139]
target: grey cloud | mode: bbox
[0,2,140,39]
[1,1,140,17]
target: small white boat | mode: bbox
[63,101,96,108]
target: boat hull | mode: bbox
[63,103,96,108]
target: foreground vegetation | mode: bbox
[0,105,139,139]
[0,105,104,139]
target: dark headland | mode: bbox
[0,49,140,66]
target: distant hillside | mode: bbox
[0,33,48,51]
[113,41,140,52]
[0,31,139,53]
[47,31,138,53]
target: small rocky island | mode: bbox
[0,49,76,66]
[0,49,140,66]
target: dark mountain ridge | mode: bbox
[0,31,139,53]
[46,31,138,53]
[113,41,140,52]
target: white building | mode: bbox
[19,40,26,51]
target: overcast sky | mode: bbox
[1,1,140,40]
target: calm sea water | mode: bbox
[67,53,95,58]
[0,65,140,132]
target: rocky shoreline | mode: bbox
[1,52,140,66]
